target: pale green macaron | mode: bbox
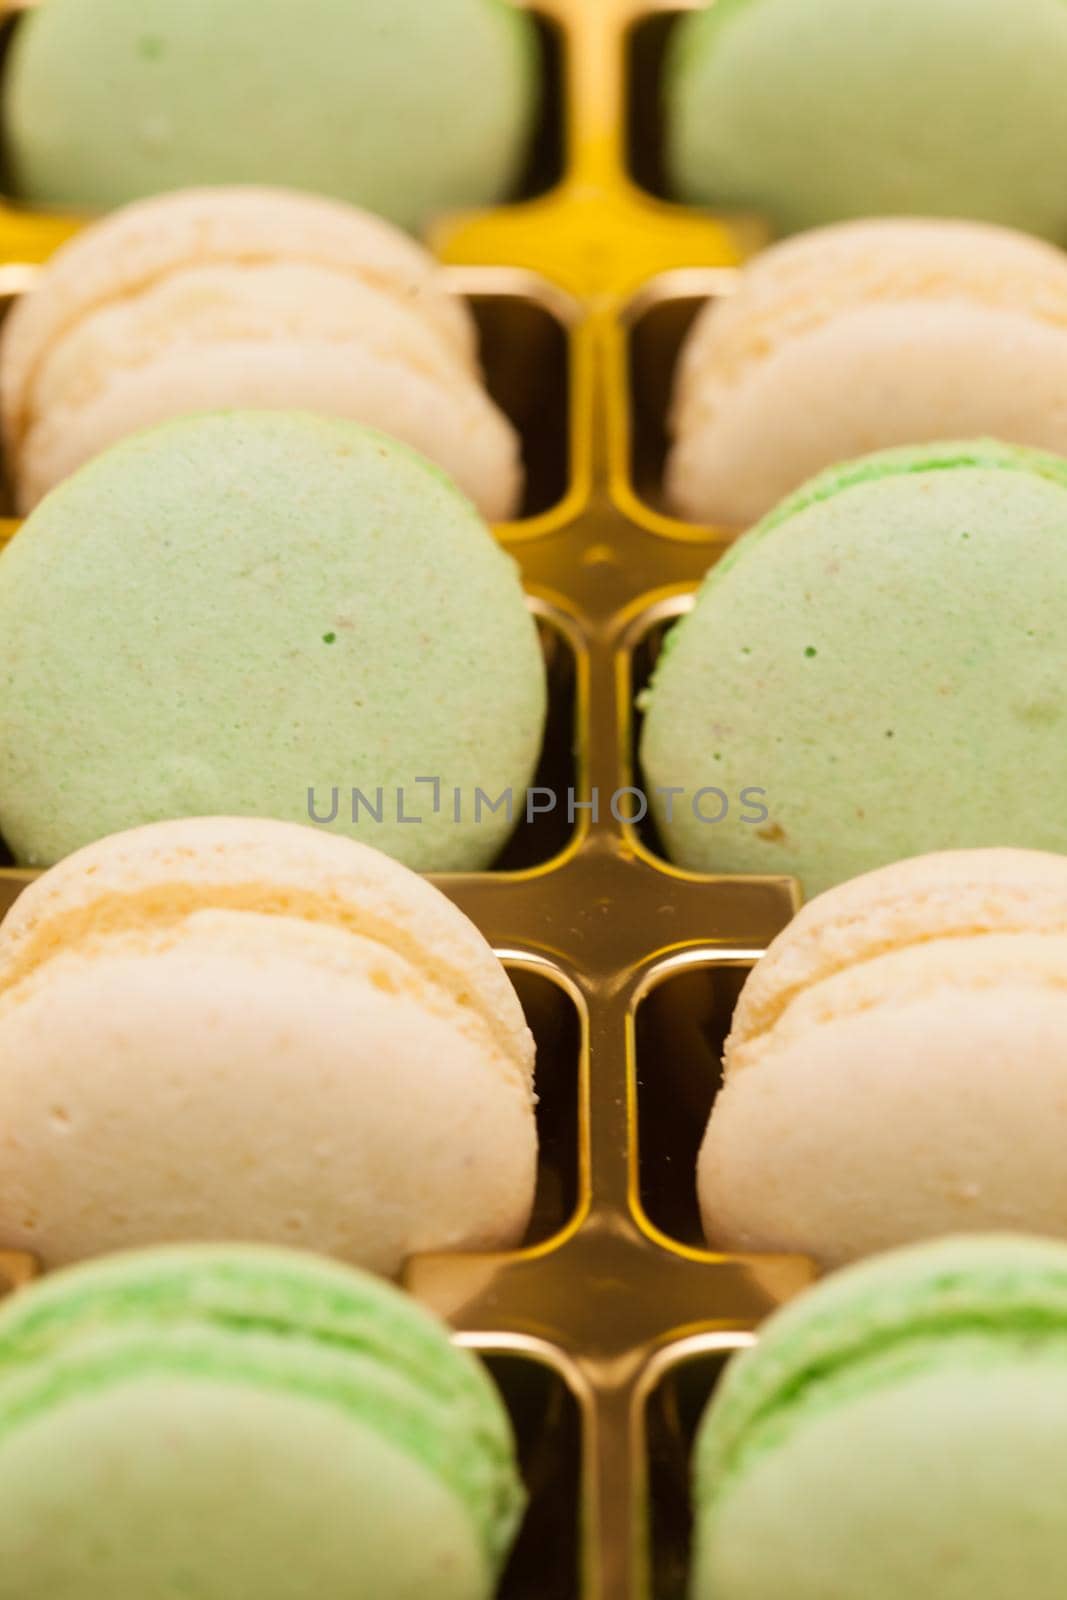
[2,0,538,231]
[0,412,546,870]
[667,0,1067,241]
[0,1243,524,1598]
[640,440,1067,896]
[692,1234,1067,1599]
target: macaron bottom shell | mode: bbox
[0,908,537,1272]
[694,1346,1067,1600]
[0,1378,490,1600]
[692,1236,1067,1599]
[0,1243,525,1599]
[699,943,1067,1265]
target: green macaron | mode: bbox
[640,439,1067,896]
[2,0,538,231]
[0,1243,524,1598]
[0,411,546,870]
[666,0,1067,242]
[692,1233,1067,1599]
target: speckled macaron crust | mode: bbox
[641,440,1067,896]
[667,218,1067,528]
[0,411,546,870]
[700,848,1067,1267]
[0,187,523,519]
[667,0,1067,242]
[3,0,539,232]
[692,1234,1067,1600]
[0,1244,525,1598]
[0,816,537,1273]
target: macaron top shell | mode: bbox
[0,816,534,1087]
[641,439,1067,895]
[0,412,546,870]
[673,219,1067,424]
[667,0,1067,241]
[1,188,477,424]
[3,0,539,230]
[0,1243,525,1582]
[727,847,1067,1070]
[0,187,521,518]
[667,218,1067,525]
[696,1231,1067,1500]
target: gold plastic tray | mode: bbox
[0,3,819,1596]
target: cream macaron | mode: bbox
[667,218,1067,527]
[0,816,537,1274]
[699,849,1067,1267]
[0,186,522,518]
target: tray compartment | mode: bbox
[644,1342,743,1598]
[633,960,753,1249]
[615,270,739,533]
[508,962,583,1247]
[487,1348,583,1600]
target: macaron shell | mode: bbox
[0,187,479,435]
[695,1354,1067,1600]
[0,910,537,1271]
[2,0,537,230]
[0,816,534,1084]
[667,0,1067,240]
[1,188,520,519]
[0,1377,491,1600]
[701,934,1067,1264]
[15,273,521,518]
[0,412,546,870]
[641,448,1067,894]
[0,1242,525,1596]
[728,847,1067,1065]
[692,1235,1067,1599]
[668,301,1067,527]
[672,219,1067,406]
[668,220,1067,526]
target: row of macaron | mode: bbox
[6,817,1067,1290]
[5,811,1067,1597]
[10,1226,1067,1600]
[8,0,1067,253]
[10,181,1067,536]
[3,402,1067,893]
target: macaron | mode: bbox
[692,1234,1067,1600]
[0,410,546,871]
[0,816,537,1273]
[640,439,1067,895]
[666,0,1067,242]
[0,1243,524,1598]
[1,187,523,519]
[2,0,539,232]
[699,848,1067,1267]
[667,218,1067,527]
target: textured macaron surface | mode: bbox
[0,1245,525,1597]
[3,0,538,231]
[667,218,1067,526]
[692,1235,1067,1599]
[0,412,546,870]
[0,818,538,1271]
[0,187,521,519]
[667,0,1067,242]
[698,850,1067,1262]
[641,440,1067,895]
[726,847,1067,1067]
